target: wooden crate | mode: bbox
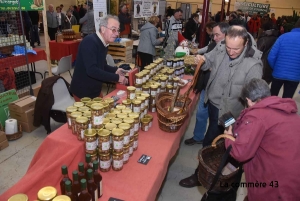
[108,39,133,62]
[109,39,133,48]
[108,48,132,57]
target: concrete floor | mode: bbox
[1,35,300,200]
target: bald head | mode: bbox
[48,4,54,12]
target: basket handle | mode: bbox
[211,134,236,148]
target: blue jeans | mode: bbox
[193,90,208,141]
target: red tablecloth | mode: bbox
[0,48,46,69]
[49,40,81,62]
[0,76,199,201]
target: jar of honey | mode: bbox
[160,76,167,88]
[118,123,131,146]
[129,113,140,133]
[144,114,153,128]
[85,101,94,108]
[91,103,104,129]
[142,85,150,94]
[102,102,110,117]
[141,118,150,132]
[84,129,97,155]
[123,144,130,164]
[112,128,124,153]
[70,111,82,134]
[93,97,102,102]
[103,98,114,111]
[99,153,111,172]
[76,116,89,141]
[80,97,91,105]
[78,106,90,113]
[136,96,145,110]
[132,99,141,113]
[135,83,142,91]
[98,129,110,154]
[8,194,28,201]
[129,138,134,157]
[66,106,78,129]
[82,111,92,129]
[133,133,139,151]
[122,99,132,109]
[127,86,136,100]
[166,84,173,93]
[37,186,57,201]
[123,118,134,138]
[111,118,122,127]
[135,73,143,85]
[74,101,84,108]
[112,152,124,171]
[150,84,158,97]
[140,93,150,108]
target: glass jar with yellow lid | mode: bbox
[123,118,134,138]
[66,106,77,129]
[127,86,136,100]
[78,106,90,113]
[104,122,117,147]
[53,195,71,201]
[70,111,82,134]
[92,97,102,102]
[122,108,132,115]
[141,118,150,132]
[106,113,116,119]
[143,70,150,81]
[140,93,150,107]
[82,111,92,129]
[133,132,139,151]
[102,117,110,125]
[122,99,132,109]
[116,104,126,110]
[91,103,104,129]
[118,123,130,146]
[84,129,97,155]
[111,109,122,115]
[150,84,158,97]
[98,129,110,154]
[166,84,173,93]
[76,116,89,141]
[99,153,111,172]
[131,99,141,113]
[103,98,114,111]
[129,138,134,157]
[135,72,143,85]
[85,101,94,108]
[111,128,124,153]
[135,83,142,91]
[123,144,130,164]
[117,113,127,121]
[144,114,153,128]
[37,186,57,201]
[160,76,168,88]
[8,194,28,201]
[173,77,180,87]
[129,113,140,133]
[102,102,110,116]
[142,85,150,94]
[80,97,91,105]
[74,101,84,108]
[111,118,122,127]
[136,96,145,110]
[112,152,124,171]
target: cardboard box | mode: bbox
[18,120,37,133]
[9,109,34,123]
[8,96,36,113]
[33,85,41,97]
[0,131,7,142]
[0,89,19,129]
[0,140,9,151]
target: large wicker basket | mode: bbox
[155,92,191,132]
[198,134,240,192]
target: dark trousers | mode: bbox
[138,51,153,71]
[48,27,57,41]
[203,101,224,147]
[30,25,40,46]
[270,77,299,98]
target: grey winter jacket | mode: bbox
[137,22,162,56]
[46,11,58,28]
[202,33,263,118]
[64,15,78,29]
[165,16,182,45]
[79,10,95,34]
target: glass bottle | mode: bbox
[87,169,98,201]
[60,165,71,195]
[78,162,86,182]
[72,170,81,200]
[92,161,102,198]
[65,180,77,201]
[84,154,92,175]
[78,179,92,201]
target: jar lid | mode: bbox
[78,106,90,112]
[128,113,139,119]
[98,129,110,137]
[160,76,167,81]
[112,109,122,114]
[105,123,117,131]
[144,114,153,120]
[118,123,131,130]
[141,118,150,124]
[150,84,158,89]
[66,106,77,113]
[73,102,84,107]
[116,104,126,110]
[103,118,110,124]
[93,97,102,102]
[166,84,173,88]
[37,186,57,200]
[99,153,110,157]
[91,103,104,110]
[135,73,143,78]
[84,129,97,137]
[117,113,127,119]
[140,93,150,98]
[112,128,124,136]
[136,96,145,101]
[122,99,131,105]
[122,108,132,114]
[106,113,116,118]
[111,118,123,125]
[76,116,88,123]
[80,97,91,103]
[132,99,141,105]
[86,101,94,108]
[53,195,71,201]
[142,85,149,89]
[82,111,91,117]
[127,86,136,91]
[102,102,109,108]
[70,111,82,118]
[155,82,161,87]
[8,194,28,201]
[113,151,124,155]
[173,77,180,81]
[104,97,114,104]
[123,118,134,124]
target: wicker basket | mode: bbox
[6,131,22,141]
[198,134,239,192]
[155,92,191,132]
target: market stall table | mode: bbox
[49,40,81,62]
[0,76,199,201]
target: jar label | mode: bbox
[88,123,92,129]
[68,118,71,126]
[133,140,138,148]
[86,141,97,150]
[113,160,123,168]
[141,103,145,109]
[174,83,178,87]
[129,147,133,154]
[100,160,111,169]
[133,107,140,113]
[130,93,135,99]
[123,135,130,145]
[136,87,141,91]
[157,88,160,94]
[144,125,149,131]
[151,91,156,96]
[113,140,123,149]
[161,82,165,87]
[145,99,149,106]
[81,130,84,139]
[130,128,134,136]
[136,78,142,84]
[152,107,156,112]
[149,121,152,128]
[134,123,139,131]
[123,153,129,161]
[94,115,103,125]
[101,141,110,151]
[144,109,148,115]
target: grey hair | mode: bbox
[213,22,230,34]
[99,15,119,31]
[241,78,271,102]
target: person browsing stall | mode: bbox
[70,15,128,101]
[137,16,164,70]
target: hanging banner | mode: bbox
[134,0,159,18]
[93,0,107,32]
[0,0,44,11]
[234,2,270,15]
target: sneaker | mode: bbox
[184,137,203,146]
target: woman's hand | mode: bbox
[224,125,233,136]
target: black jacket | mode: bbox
[118,12,131,33]
[183,18,198,41]
[33,76,70,133]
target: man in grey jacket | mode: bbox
[80,1,95,37]
[46,4,58,40]
[179,25,263,188]
[165,8,183,46]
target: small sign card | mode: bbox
[108,197,124,201]
[138,154,152,165]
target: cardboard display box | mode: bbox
[18,120,37,133]
[0,140,9,151]
[0,131,7,142]
[8,96,36,113]
[33,85,41,97]
[9,109,34,123]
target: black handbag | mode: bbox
[201,145,243,201]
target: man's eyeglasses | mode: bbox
[104,26,120,34]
